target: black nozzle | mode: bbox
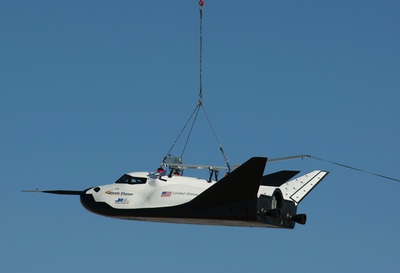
[289,213,307,225]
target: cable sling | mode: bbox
[162,0,231,172]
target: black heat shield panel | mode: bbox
[261,170,300,187]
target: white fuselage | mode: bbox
[84,171,301,211]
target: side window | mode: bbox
[129,177,147,184]
[115,175,131,184]
[115,175,147,184]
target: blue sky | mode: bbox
[1,0,399,272]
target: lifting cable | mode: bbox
[269,154,400,183]
[180,104,201,159]
[162,0,231,172]
[199,0,204,105]
[308,155,400,183]
[162,105,200,164]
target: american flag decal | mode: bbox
[161,191,172,197]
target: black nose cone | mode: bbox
[80,188,97,213]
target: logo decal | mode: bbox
[115,198,130,204]
[160,191,199,197]
[161,191,172,197]
[105,190,133,196]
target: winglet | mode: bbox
[280,170,329,205]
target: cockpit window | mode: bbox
[115,174,147,185]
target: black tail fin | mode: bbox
[261,170,300,187]
[188,157,267,210]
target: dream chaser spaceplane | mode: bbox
[26,157,328,228]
